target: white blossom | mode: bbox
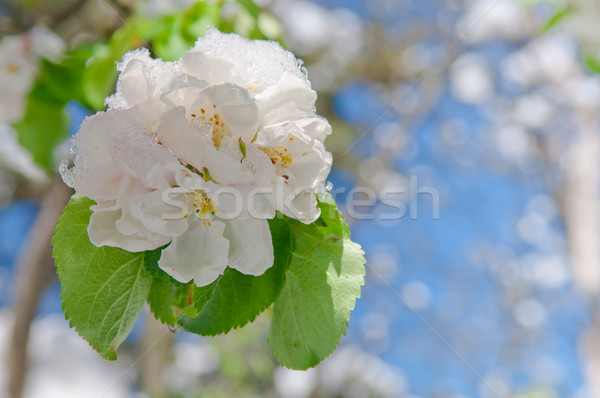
[61,28,332,286]
[0,26,65,123]
[0,124,48,184]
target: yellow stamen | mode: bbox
[189,105,226,148]
[189,190,217,218]
[211,113,225,147]
[5,63,19,74]
[260,145,293,167]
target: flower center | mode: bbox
[188,190,217,220]
[260,145,293,169]
[190,105,227,148]
[5,63,19,74]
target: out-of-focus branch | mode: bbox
[564,111,600,296]
[47,0,87,30]
[139,311,174,398]
[7,177,72,398]
[563,110,600,398]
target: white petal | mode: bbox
[113,58,149,108]
[65,111,126,200]
[128,190,189,237]
[223,218,274,276]
[200,83,258,142]
[293,117,332,142]
[283,188,320,223]
[254,121,295,146]
[158,77,208,109]
[244,143,278,185]
[157,106,252,185]
[107,49,175,110]
[64,104,164,200]
[88,203,170,252]
[255,122,332,191]
[213,183,275,221]
[255,73,316,125]
[158,219,230,286]
[113,128,179,190]
[285,132,332,190]
[157,106,209,170]
[202,143,253,185]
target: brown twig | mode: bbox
[138,311,174,398]
[7,177,72,398]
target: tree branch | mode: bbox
[7,177,72,398]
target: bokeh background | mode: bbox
[1,0,600,397]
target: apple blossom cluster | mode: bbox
[60,28,332,286]
[0,26,65,123]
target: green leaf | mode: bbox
[143,247,195,325]
[52,195,154,360]
[38,49,90,106]
[148,277,193,326]
[182,1,221,41]
[83,27,136,110]
[177,216,292,335]
[236,0,262,20]
[82,44,119,110]
[152,15,190,61]
[266,198,366,369]
[13,84,68,172]
[542,6,572,32]
[584,53,600,75]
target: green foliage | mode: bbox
[13,84,68,172]
[147,276,193,326]
[38,53,88,105]
[177,216,292,335]
[542,6,573,32]
[83,28,138,110]
[266,198,366,369]
[52,195,155,360]
[584,54,600,75]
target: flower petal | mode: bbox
[223,218,274,276]
[158,218,230,286]
[63,111,127,200]
[157,106,209,170]
[255,73,316,125]
[113,129,180,190]
[200,83,258,142]
[107,49,175,110]
[128,190,189,237]
[293,117,332,142]
[88,201,170,252]
[112,58,149,108]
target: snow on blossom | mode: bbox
[61,28,332,286]
[0,25,65,123]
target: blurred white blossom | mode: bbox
[0,26,65,123]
